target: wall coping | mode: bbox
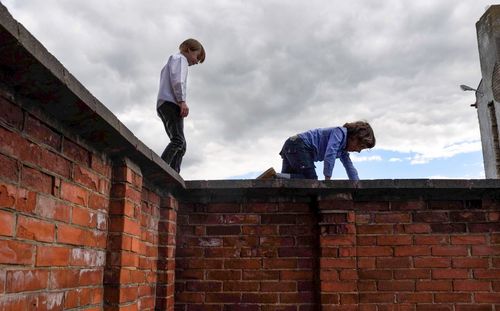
[0,3,184,191]
[182,179,500,202]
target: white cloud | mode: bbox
[389,158,403,162]
[1,0,490,179]
[351,155,383,162]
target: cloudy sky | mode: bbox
[2,0,492,180]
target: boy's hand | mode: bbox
[179,101,189,117]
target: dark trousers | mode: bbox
[157,102,185,173]
[279,136,318,180]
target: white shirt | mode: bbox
[156,53,188,109]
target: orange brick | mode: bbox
[57,223,90,246]
[72,206,97,228]
[49,269,79,289]
[35,195,70,222]
[6,269,49,292]
[0,240,34,264]
[60,181,88,206]
[0,210,15,236]
[35,245,70,266]
[16,216,55,242]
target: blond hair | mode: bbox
[179,38,206,63]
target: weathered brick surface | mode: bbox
[176,195,500,310]
[175,201,319,310]
[0,86,176,310]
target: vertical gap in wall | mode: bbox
[487,101,500,176]
[310,195,322,310]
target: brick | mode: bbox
[403,224,431,234]
[377,235,412,245]
[16,215,55,242]
[321,258,356,269]
[0,153,18,182]
[357,224,393,234]
[206,293,241,303]
[60,181,88,206]
[474,269,500,279]
[472,245,500,256]
[431,246,468,256]
[36,245,70,266]
[450,211,486,222]
[57,223,92,246]
[397,293,433,303]
[428,200,463,209]
[394,246,430,256]
[0,240,34,264]
[207,270,241,280]
[242,225,278,236]
[77,269,103,286]
[261,214,297,224]
[25,115,61,149]
[6,269,49,293]
[62,138,89,165]
[39,149,71,178]
[0,95,24,129]
[242,270,279,281]
[416,280,452,291]
[89,193,108,211]
[430,223,466,233]
[207,225,241,236]
[455,305,493,311]
[414,258,451,268]
[280,270,313,280]
[374,213,411,223]
[354,201,390,211]
[111,183,142,203]
[36,195,71,222]
[474,293,500,303]
[378,280,415,291]
[0,210,15,236]
[451,235,486,245]
[280,292,314,304]
[90,153,110,177]
[20,166,53,195]
[469,223,500,233]
[241,293,279,304]
[376,257,411,269]
[15,188,37,213]
[322,281,357,292]
[224,259,261,269]
[72,206,97,228]
[359,293,394,303]
[414,235,449,245]
[49,269,79,289]
[186,281,222,292]
[452,258,489,268]
[394,269,430,279]
[432,269,469,279]
[453,280,491,291]
[74,166,99,191]
[321,235,356,246]
[357,246,392,256]
[413,212,449,222]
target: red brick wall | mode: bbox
[175,191,500,311]
[175,201,319,311]
[0,88,178,310]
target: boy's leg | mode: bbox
[281,139,317,180]
[158,103,186,173]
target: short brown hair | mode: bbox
[179,38,206,63]
[343,121,376,149]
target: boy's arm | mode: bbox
[323,129,344,179]
[169,56,189,117]
[340,152,359,180]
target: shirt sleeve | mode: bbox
[340,151,359,180]
[168,56,188,103]
[323,129,344,177]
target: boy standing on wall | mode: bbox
[157,38,205,173]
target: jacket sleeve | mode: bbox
[168,56,188,103]
[340,151,359,180]
[323,129,344,177]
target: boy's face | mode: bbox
[346,137,365,153]
[184,49,201,66]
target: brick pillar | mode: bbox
[318,193,358,311]
[104,158,143,311]
[156,195,178,310]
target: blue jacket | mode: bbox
[298,127,359,180]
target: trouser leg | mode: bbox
[158,102,186,173]
[280,137,317,180]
